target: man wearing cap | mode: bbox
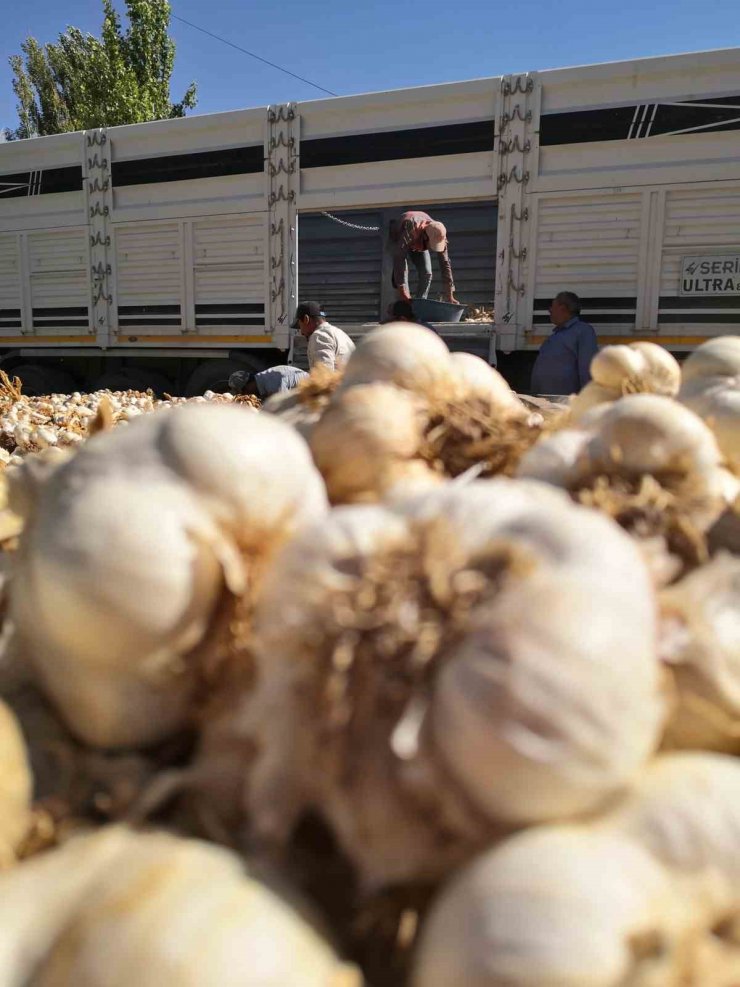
[390,210,458,304]
[293,301,356,371]
[228,365,308,399]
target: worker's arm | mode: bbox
[308,328,337,370]
[437,247,458,303]
[392,220,415,301]
[577,322,599,388]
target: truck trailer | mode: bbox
[0,46,739,394]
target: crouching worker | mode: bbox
[228,365,309,399]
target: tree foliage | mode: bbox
[6,0,197,139]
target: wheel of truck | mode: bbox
[10,364,77,397]
[90,368,173,397]
[184,357,267,397]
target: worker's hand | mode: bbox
[447,294,460,304]
[399,287,412,302]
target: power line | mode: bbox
[171,14,339,98]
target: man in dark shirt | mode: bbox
[530,291,599,395]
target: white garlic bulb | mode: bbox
[570,342,681,421]
[340,323,457,397]
[0,700,31,865]
[661,552,740,752]
[448,353,526,415]
[308,384,438,503]
[679,336,740,473]
[201,479,663,888]
[518,394,733,582]
[8,405,327,749]
[414,752,740,987]
[0,825,360,986]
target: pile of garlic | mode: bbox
[0,382,258,465]
[268,324,544,504]
[0,334,736,987]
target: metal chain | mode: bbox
[321,211,381,232]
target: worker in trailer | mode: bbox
[390,210,459,304]
[293,300,356,371]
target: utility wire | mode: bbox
[171,13,339,97]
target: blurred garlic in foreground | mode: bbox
[197,480,664,887]
[8,405,327,749]
[0,825,359,986]
[660,552,740,752]
[679,335,740,474]
[414,752,740,987]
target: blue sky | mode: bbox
[1,0,738,131]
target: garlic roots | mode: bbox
[199,480,663,887]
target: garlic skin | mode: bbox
[570,342,681,422]
[207,479,663,887]
[679,336,740,474]
[0,700,31,865]
[660,553,740,753]
[340,323,457,397]
[308,384,438,503]
[414,753,740,987]
[0,826,359,987]
[8,405,327,749]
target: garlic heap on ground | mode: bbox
[305,324,539,503]
[0,376,259,466]
[678,335,740,475]
[414,752,740,987]
[0,825,360,986]
[197,479,664,888]
[660,552,740,753]
[569,341,681,422]
[0,699,31,866]
[518,393,737,583]
[8,404,327,749]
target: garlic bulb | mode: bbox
[200,479,663,887]
[340,323,457,397]
[8,405,327,749]
[679,336,740,473]
[414,752,740,987]
[0,825,359,986]
[308,384,439,503]
[518,394,732,582]
[660,552,740,752]
[0,699,31,865]
[448,353,526,415]
[569,342,681,421]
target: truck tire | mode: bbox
[184,357,267,397]
[90,368,173,397]
[11,364,77,397]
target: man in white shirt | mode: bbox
[292,301,355,371]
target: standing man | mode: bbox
[293,301,356,371]
[390,210,458,303]
[530,291,598,395]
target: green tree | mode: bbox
[6,0,197,139]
